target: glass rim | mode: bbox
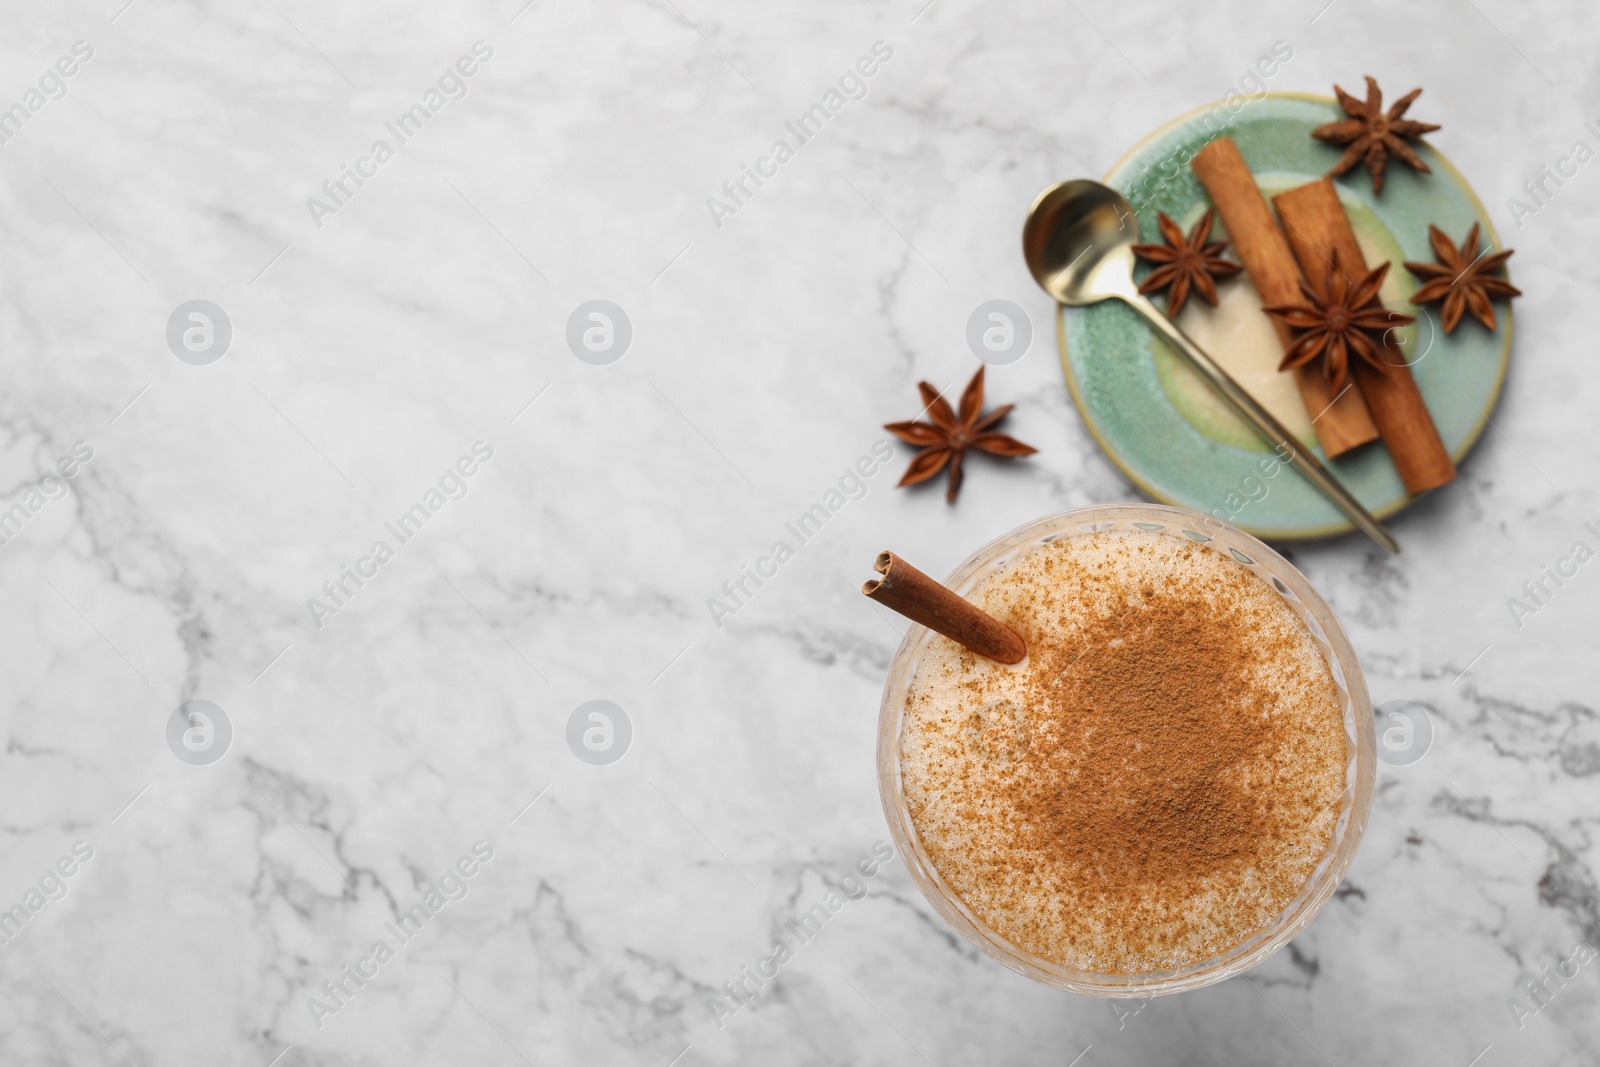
[875,502,1377,997]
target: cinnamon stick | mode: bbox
[862,552,1025,664]
[1271,179,1456,494]
[1190,138,1379,457]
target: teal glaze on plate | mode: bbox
[1057,93,1512,541]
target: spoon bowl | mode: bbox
[1022,180,1142,306]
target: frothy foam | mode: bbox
[898,529,1347,975]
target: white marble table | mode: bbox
[2,0,1597,1063]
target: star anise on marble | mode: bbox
[1130,209,1243,317]
[1403,223,1520,333]
[1311,76,1440,195]
[884,367,1037,504]
[1262,254,1414,394]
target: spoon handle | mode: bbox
[1122,292,1400,554]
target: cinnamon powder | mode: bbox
[999,589,1300,950]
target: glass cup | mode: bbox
[876,503,1376,996]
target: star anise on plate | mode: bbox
[1311,76,1440,195]
[1130,209,1243,317]
[1403,223,1520,333]
[1262,254,1414,394]
[884,367,1037,504]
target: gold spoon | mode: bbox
[1023,179,1399,554]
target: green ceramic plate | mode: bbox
[1057,92,1512,541]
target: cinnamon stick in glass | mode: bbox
[1190,137,1379,458]
[862,552,1026,664]
[1271,179,1456,495]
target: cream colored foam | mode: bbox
[898,528,1347,974]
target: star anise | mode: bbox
[1404,223,1520,333]
[1131,209,1243,317]
[1311,76,1440,195]
[885,367,1036,504]
[1262,254,1414,394]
